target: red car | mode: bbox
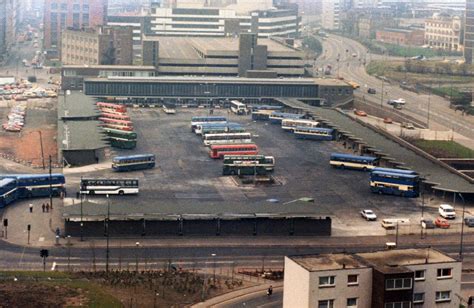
[435,218,450,229]
[383,117,393,124]
[354,110,367,116]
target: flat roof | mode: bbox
[58,120,108,151]
[62,65,156,70]
[289,254,367,272]
[58,91,99,119]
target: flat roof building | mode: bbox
[284,248,461,308]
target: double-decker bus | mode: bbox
[203,132,252,146]
[281,119,319,132]
[99,118,134,131]
[269,112,305,124]
[102,127,137,149]
[370,169,420,197]
[329,153,379,171]
[80,178,139,195]
[223,155,275,171]
[97,102,127,113]
[194,122,241,135]
[112,154,155,172]
[0,174,66,198]
[209,144,258,159]
[190,116,227,132]
[201,125,245,136]
[223,163,269,176]
[230,100,248,115]
[103,127,137,140]
[101,112,131,121]
[0,178,18,207]
[294,127,334,140]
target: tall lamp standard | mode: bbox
[458,193,466,260]
[105,194,111,272]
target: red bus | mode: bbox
[209,144,258,159]
[97,102,127,113]
[99,118,134,131]
[101,112,131,121]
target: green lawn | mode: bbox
[411,140,474,158]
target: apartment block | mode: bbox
[321,0,340,30]
[425,13,462,52]
[465,0,474,63]
[283,248,461,308]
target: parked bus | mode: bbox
[203,132,252,146]
[209,144,258,159]
[371,167,418,175]
[80,178,139,195]
[108,137,137,149]
[99,118,134,131]
[97,102,127,113]
[190,116,227,132]
[195,122,241,135]
[250,105,284,111]
[112,154,156,172]
[251,110,275,121]
[102,127,137,140]
[370,169,420,197]
[223,155,275,171]
[223,163,269,176]
[101,112,131,121]
[0,178,18,208]
[201,125,245,136]
[294,127,334,141]
[281,119,319,132]
[329,153,379,170]
[230,100,248,115]
[269,112,305,124]
[0,174,66,198]
[347,81,360,89]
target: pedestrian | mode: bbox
[45,203,49,212]
[267,285,273,296]
[29,204,33,213]
[42,203,45,212]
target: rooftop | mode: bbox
[289,254,367,272]
[63,65,156,70]
[58,120,108,151]
[58,91,99,119]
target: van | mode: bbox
[381,218,410,229]
[439,204,456,219]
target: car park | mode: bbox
[439,204,456,219]
[360,209,377,221]
[421,219,435,229]
[435,217,450,229]
[381,218,410,229]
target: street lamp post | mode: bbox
[211,253,217,283]
[135,241,140,272]
[427,81,432,128]
[80,191,84,242]
[49,155,53,210]
[458,193,466,259]
[38,131,45,170]
[105,195,110,272]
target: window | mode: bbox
[347,274,359,286]
[385,278,412,290]
[435,291,451,302]
[437,268,452,279]
[319,300,334,308]
[413,292,424,303]
[414,270,425,281]
[319,276,335,287]
[347,298,357,307]
[384,302,411,308]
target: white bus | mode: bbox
[80,178,139,195]
[203,132,252,146]
[281,119,319,132]
[230,100,248,115]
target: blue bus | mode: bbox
[269,112,305,124]
[371,167,418,175]
[0,174,66,198]
[294,127,334,140]
[370,169,420,197]
[250,105,284,111]
[112,154,156,172]
[195,122,242,135]
[329,153,379,171]
[190,116,227,132]
[0,178,18,208]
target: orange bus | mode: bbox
[99,118,134,131]
[209,144,258,159]
[97,102,127,113]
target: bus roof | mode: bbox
[99,118,133,124]
[113,154,155,160]
[371,167,417,175]
[103,128,136,134]
[330,153,379,161]
[0,173,65,179]
[191,116,227,121]
[371,171,419,179]
[270,112,305,119]
[199,122,241,128]
[0,178,16,186]
[252,105,283,110]
[205,132,251,137]
[210,143,257,149]
[296,126,333,133]
[282,118,317,123]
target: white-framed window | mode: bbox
[414,270,425,281]
[318,299,334,308]
[347,274,359,286]
[347,297,357,307]
[435,291,451,302]
[413,292,424,304]
[385,278,412,290]
[384,302,411,308]
[437,268,452,279]
[319,276,335,287]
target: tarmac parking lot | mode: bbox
[62,107,449,236]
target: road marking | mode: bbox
[257,299,282,308]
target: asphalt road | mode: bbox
[317,34,474,144]
[219,288,283,308]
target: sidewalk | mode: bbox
[192,282,283,307]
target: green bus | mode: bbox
[108,137,137,149]
[103,127,137,140]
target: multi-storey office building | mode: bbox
[284,248,461,308]
[425,13,462,51]
[465,0,474,63]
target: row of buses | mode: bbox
[97,102,137,149]
[190,116,275,176]
[329,153,420,198]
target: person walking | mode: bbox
[267,285,273,296]
[42,203,45,212]
[45,203,49,212]
[29,204,33,213]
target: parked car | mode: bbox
[464,217,474,227]
[354,109,367,116]
[383,117,393,124]
[360,209,377,221]
[439,204,456,219]
[367,88,376,94]
[435,217,450,229]
[421,219,435,229]
[401,122,415,130]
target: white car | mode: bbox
[361,209,377,221]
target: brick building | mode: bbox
[376,28,425,46]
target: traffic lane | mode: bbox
[219,288,283,308]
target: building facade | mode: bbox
[43,0,108,58]
[376,28,424,46]
[283,248,462,308]
[321,0,340,30]
[425,13,462,51]
[465,0,474,63]
[0,0,21,63]
[107,14,145,64]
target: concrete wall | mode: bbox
[283,257,310,308]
